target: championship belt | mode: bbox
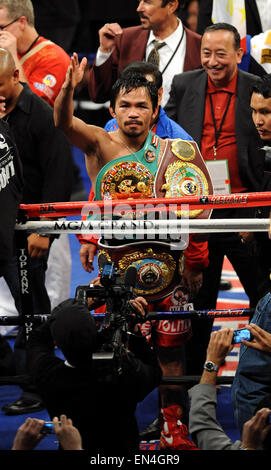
[95,137,212,302]
[97,239,185,302]
[99,160,154,201]
[155,139,213,219]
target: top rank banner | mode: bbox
[211,0,247,52]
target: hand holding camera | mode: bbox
[232,328,252,344]
[205,328,234,369]
[241,407,271,450]
[237,323,271,353]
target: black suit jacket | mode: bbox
[165,68,264,193]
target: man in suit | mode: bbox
[88,0,202,107]
[196,0,271,77]
[165,23,265,337]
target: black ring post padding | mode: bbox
[14,229,35,342]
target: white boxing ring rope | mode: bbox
[15,217,271,235]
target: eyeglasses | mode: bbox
[0,17,20,31]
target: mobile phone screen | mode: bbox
[232,328,251,344]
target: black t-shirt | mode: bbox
[0,120,23,274]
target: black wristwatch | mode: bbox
[203,361,219,372]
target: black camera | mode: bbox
[75,263,145,381]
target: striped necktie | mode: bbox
[147,40,166,67]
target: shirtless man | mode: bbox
[54,53,162,192]
[54,53,210,450]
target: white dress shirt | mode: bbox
[145,20,186,107]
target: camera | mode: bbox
[40,422,59,434]
[75,262,145,381]
[232,328,252,344]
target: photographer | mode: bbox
[188,328,271,450]
[25,294,162,453]
[12,414,83,451]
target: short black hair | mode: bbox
[121,61,163,90]
[50,299,97,367]
[203,22,241,50]
[110,73,158,111]
[251,74,271,99]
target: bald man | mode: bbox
[0,47,73,416]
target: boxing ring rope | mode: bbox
[19,191,271,218]
[14,218,270,235]
[1,192,270,386]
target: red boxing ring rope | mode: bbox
[19,191,271,218]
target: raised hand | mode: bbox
[63,52,88,90]
[98,23,123,53]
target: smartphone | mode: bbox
[40,422,56,434]
[232,328,252,344]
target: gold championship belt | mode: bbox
[98,240,185,302]
[155,139,213,219]
[97,139,213,302]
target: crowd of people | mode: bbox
[0,0,271,455]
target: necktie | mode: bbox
[147,40,166,67]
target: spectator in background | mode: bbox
[12,415,83,450]
[165,23,265,314]
[196,0,271,77]
[0,117,23,378]
[0,47,73,416]
[0,118,23,278]
[231,75,271,431]
[88,0,202,107]
[165,23,266,380]
[0,0,82,351]
[239,74,271,297]
[0,0,71,107]
[188,327,271,450]
[232,293,271,434]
